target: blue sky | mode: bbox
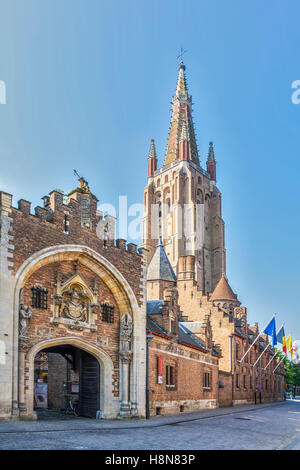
[0,0,299,340]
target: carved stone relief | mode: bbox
[51,267,98,332]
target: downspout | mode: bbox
[254,347,257,404]
[259,357,262,404]
[145,333,153,419]
[229,335,233,404]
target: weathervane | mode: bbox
[73,169,81,179]
[177,47,187,63]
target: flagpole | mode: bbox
[273,355,285,373]
[276,323,284,336]
[253,342,270,368]
[238,313,276,364]
[264,349,280,370]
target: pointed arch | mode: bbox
[25,336,116,418]
[12,244,146,419]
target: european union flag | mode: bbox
[263,316,277,347]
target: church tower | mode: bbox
[142,61,226,294]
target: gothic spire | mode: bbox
[206,141,216,181]
[148,138,157,178]
[164,62,200,166]
[148,138,157,160]
[176,62,189,99]
[207,141,216,162]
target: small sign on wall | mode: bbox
[71,382,79,394]
[34,382,48,408]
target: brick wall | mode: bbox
[149,336,219,415]
[21,260,122,399]
[10,196,143,307]
[176,279,285,406]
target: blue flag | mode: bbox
[263,317,277,347]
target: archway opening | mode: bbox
[34,344,100,419]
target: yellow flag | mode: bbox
[287,336,293,358]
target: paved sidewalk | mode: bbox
[0,400,285,433]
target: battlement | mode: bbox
[0,185,143,279]
[1,184,116,243]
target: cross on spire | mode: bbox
[177,47,187,64]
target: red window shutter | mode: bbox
[157,357,163,384]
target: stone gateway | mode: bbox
[0,181,146,419]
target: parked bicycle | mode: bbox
[62,394,79,416]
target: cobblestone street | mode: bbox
[0,400,300,450]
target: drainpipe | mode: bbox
[146,332,153,419]
[229,335,233,404]
[254,347,257,404]
[259,357,262,404]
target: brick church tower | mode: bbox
[142,61,226,293]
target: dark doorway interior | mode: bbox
[79,350,100,418]
[34,345,100,419]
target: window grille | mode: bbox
[31,286,48,309]
[101,303,114,323]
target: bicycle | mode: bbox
[63,395,79,416]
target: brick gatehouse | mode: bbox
[0,178,146,419]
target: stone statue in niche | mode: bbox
[120,314,133,353]
[59,286,89,322]
[19,305,32,337]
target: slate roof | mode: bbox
[146,317,169,337]
[178,323,207,351]
[147,239,177,282]
[146,315,208,353]
[234,327,244,337]
[147,300,163,315]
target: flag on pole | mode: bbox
[277,326,286,354]
[263,316,277,347]
[238,314,276,364]
[287,336,293,359]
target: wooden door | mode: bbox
[79,350,100,418]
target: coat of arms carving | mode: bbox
[51,268,98,331]
[59,286,89,322]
